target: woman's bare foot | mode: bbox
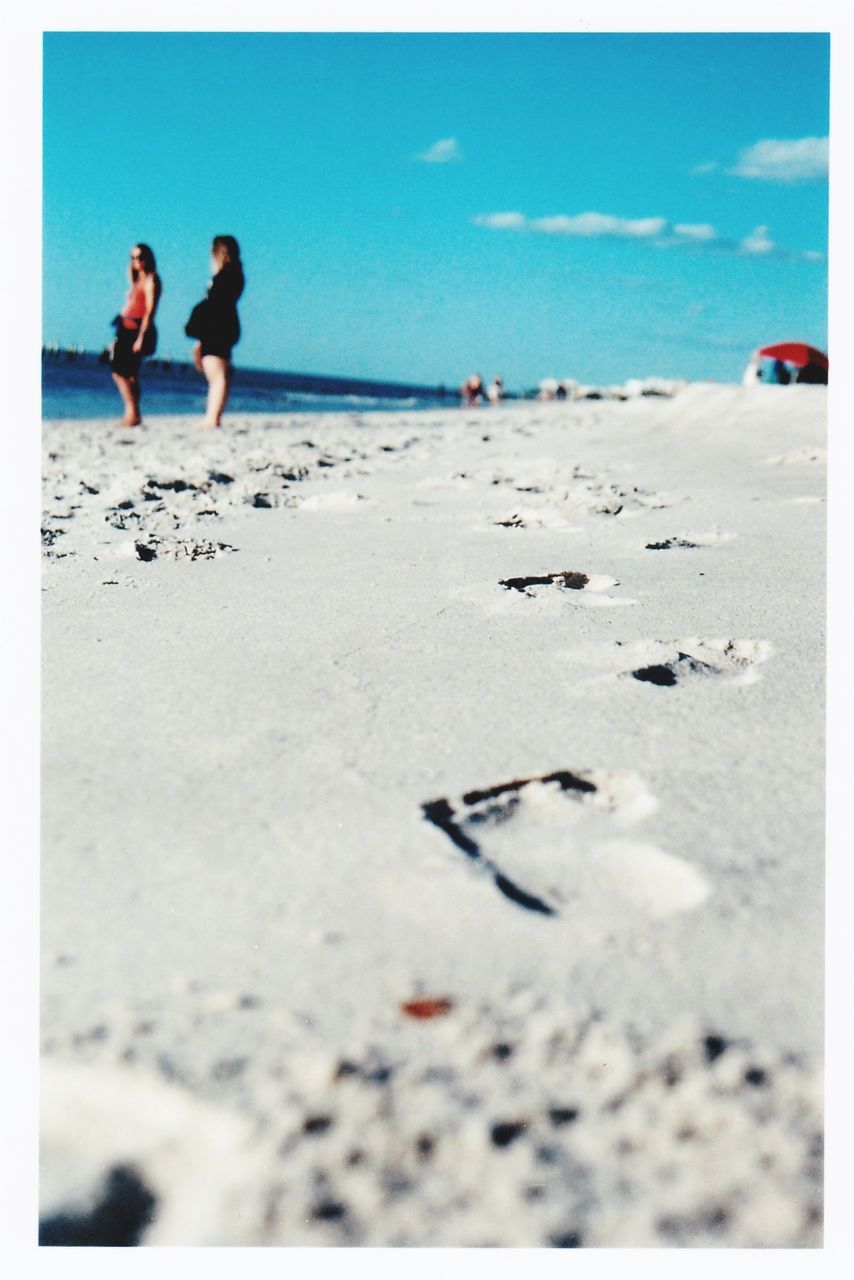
[112,372,141,425]
[199,419,221,429]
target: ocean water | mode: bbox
[42,351,458,420]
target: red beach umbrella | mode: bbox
[758,342,829,371]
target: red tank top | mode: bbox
[121,281,148,324]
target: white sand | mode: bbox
[40,384,825,1246]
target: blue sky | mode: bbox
[43,31,829,388]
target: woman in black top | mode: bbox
[186,235,245,427]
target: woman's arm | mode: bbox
[208,266,243,307]
[132,275,159,353]
[207,271,228,307]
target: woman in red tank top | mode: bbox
[110,244,162,426]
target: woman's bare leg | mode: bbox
[112,372,141,426]
[201,355,231,427]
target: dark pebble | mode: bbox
[491,1121,526,1148]
[551,1231,582,1248]
[415,1134,435,1158]
[491,1043,514,1061]
[303,1115,333,1136]
[311,1200,346,1222]
[548,1107,579,1127]
[335,1060,360,1080]
[704,1034,729,1063]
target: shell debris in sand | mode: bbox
[38,990,822,1248]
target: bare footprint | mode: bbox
[134,538,237,562]
[645,531,735,551]
[590,482,673,517]
[297,491,374,511]
[497,571,636,609]
[450,463,673,518]
[491,507,582,532]
[619,638,772,688]
[499,570,598,595]
[422,769,708,920]
[766,446,826,466]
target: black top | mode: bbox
[205,263,244,348]
[186,263,245,350]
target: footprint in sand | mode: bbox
[590,483,673,517]
[297,490,374,511]
[645,531,735,551]
[42,526,77,561]
[461,463,673,519]
[422,769,709,920]
[500,570,599,595]
[765,446,826,466]
[492,507,582,532]
[498,571,636,608]
[617,638,772,688]
[133,537,237,562]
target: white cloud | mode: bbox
[472,211,526,230]
[739,225,775,255]
[529,212,666,238]
[731,137,828,182]
[471,209,820,264]
[691,161,719,176]
[416,137,462,164]
[673,223,717,241]
[619,217,668,238]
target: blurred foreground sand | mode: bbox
[41,385,825,1245]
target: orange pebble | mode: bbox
[401,998,454,1020]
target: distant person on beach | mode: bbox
[461,373,484,406]
[185,235,245,428]
[486,375,504,405]
[770,359,791,385]
[110,243,161,426]
[795,360,828,385]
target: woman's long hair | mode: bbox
[212,235,241,272]
[131,243,157,282]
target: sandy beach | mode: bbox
[40,383,825,1247]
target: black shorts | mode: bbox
[200,339,234,360]
[110,325,142,378]
[199,311,239,361]
[110,321,156,377]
